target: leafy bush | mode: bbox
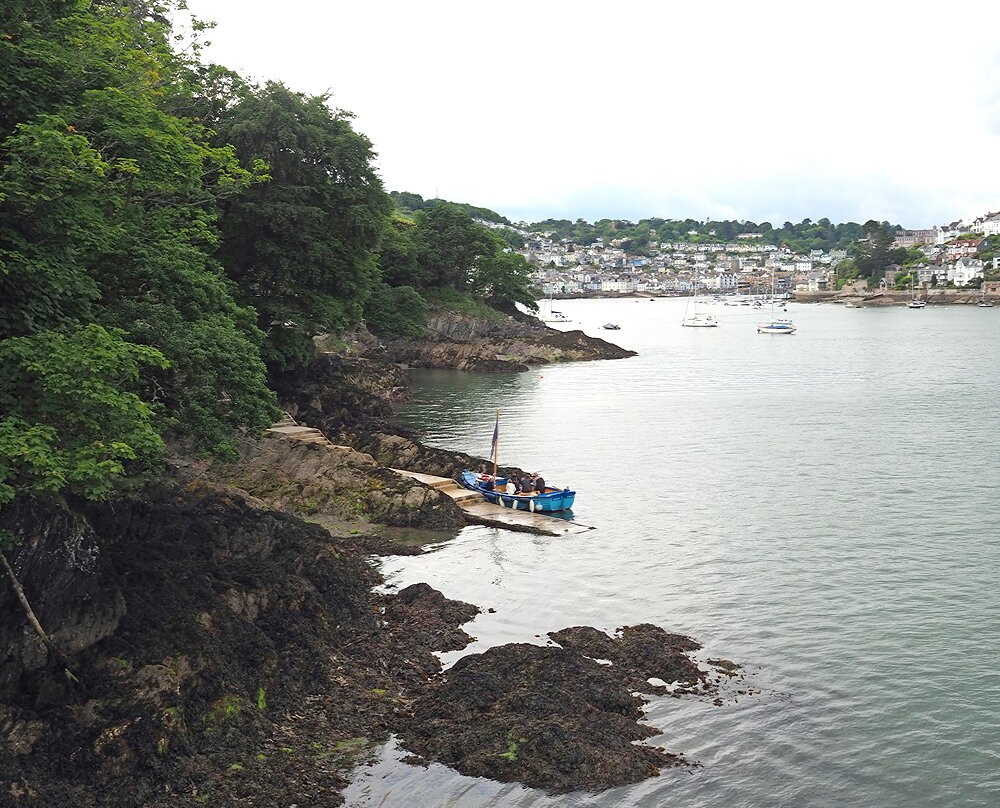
[364,283,428,338]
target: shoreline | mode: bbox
[794,289,994,306]
[4,342,747,805]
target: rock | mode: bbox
[0,498,126,695]
[381,311,635,371]
[397,624,712,794]
[0,486,479,808]
[206,434,464,531]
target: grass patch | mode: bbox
[422,288,508,321]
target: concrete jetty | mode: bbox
[390,469,594,536]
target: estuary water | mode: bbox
[345,298,1000,808]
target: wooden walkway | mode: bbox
[266,415,593,536]
[390,469,594,536]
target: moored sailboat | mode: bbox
[978,282,994,307]
[682,268,719,327]
[907,273,926,308]
[757,269,796,334]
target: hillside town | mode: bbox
[491,211,1000,297]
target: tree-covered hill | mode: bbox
[390,191,511,226]
[526,217,886,254]
[0,0,538,514]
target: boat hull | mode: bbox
[459,471,576,512]
[757,322,796,334]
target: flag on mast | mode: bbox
[490,412,499,461]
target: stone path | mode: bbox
[266,414,351,449]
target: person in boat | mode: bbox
[481,478,494,491]
[519,474,535,494]
[533,474,546,493]
[505,477,517,495]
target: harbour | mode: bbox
[346,298,1000,808]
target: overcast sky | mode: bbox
[184,0,1000,227]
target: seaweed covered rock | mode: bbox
[0,486,478,808]
[398,624,713,794]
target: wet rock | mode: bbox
[399,624,715,794]
[382,311,636,371]
[0,486,479,808]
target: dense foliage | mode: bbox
[0,0,280,505]
[853,220,908,278]
[390,190,511,226]
[376,203,538,320]
[213,82,391,366]
[527,216,876,253]
[0,1,542,508]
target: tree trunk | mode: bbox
[0,548,76,677]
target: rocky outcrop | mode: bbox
[207,434,464,531]
[0,486,478,807]
[271,357,527,479]
[398,624,731,793]
[796,289,994,306]
[0,498,125,699]
[383,310,635,371]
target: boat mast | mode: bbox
[492,409,500,481]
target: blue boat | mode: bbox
[459,470,576,512]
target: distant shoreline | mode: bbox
[544,290,993,305]
[794,289,995,306]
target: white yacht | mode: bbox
[682,312,719,328]
[757,270,795,334]
[538,296,571,323]
[682,269,719,327]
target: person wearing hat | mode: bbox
[533,473,546,493]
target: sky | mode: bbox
[183,0,1000,227]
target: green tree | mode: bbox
[412,204,497,289]
[214,82,391,366]
[475,250,538,313]
[377,215,422,288]
[1,0,276,456]
[363,283,428,338]
[854,220,907,278]
[0,325,167,506]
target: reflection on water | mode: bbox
[346,299,1000,808]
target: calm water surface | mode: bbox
[345,299,1000,807]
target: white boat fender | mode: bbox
[529,499,535,512]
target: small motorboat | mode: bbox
[681,312,719,327]
[757,318,796,334]
[460,471,576,512]
[601,323,621,330]
[978,301,995,308]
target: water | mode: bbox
[344,299,1000,807]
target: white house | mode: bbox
[983,214,1000,237]
[952,258,984,286]
[600,278,636,293]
